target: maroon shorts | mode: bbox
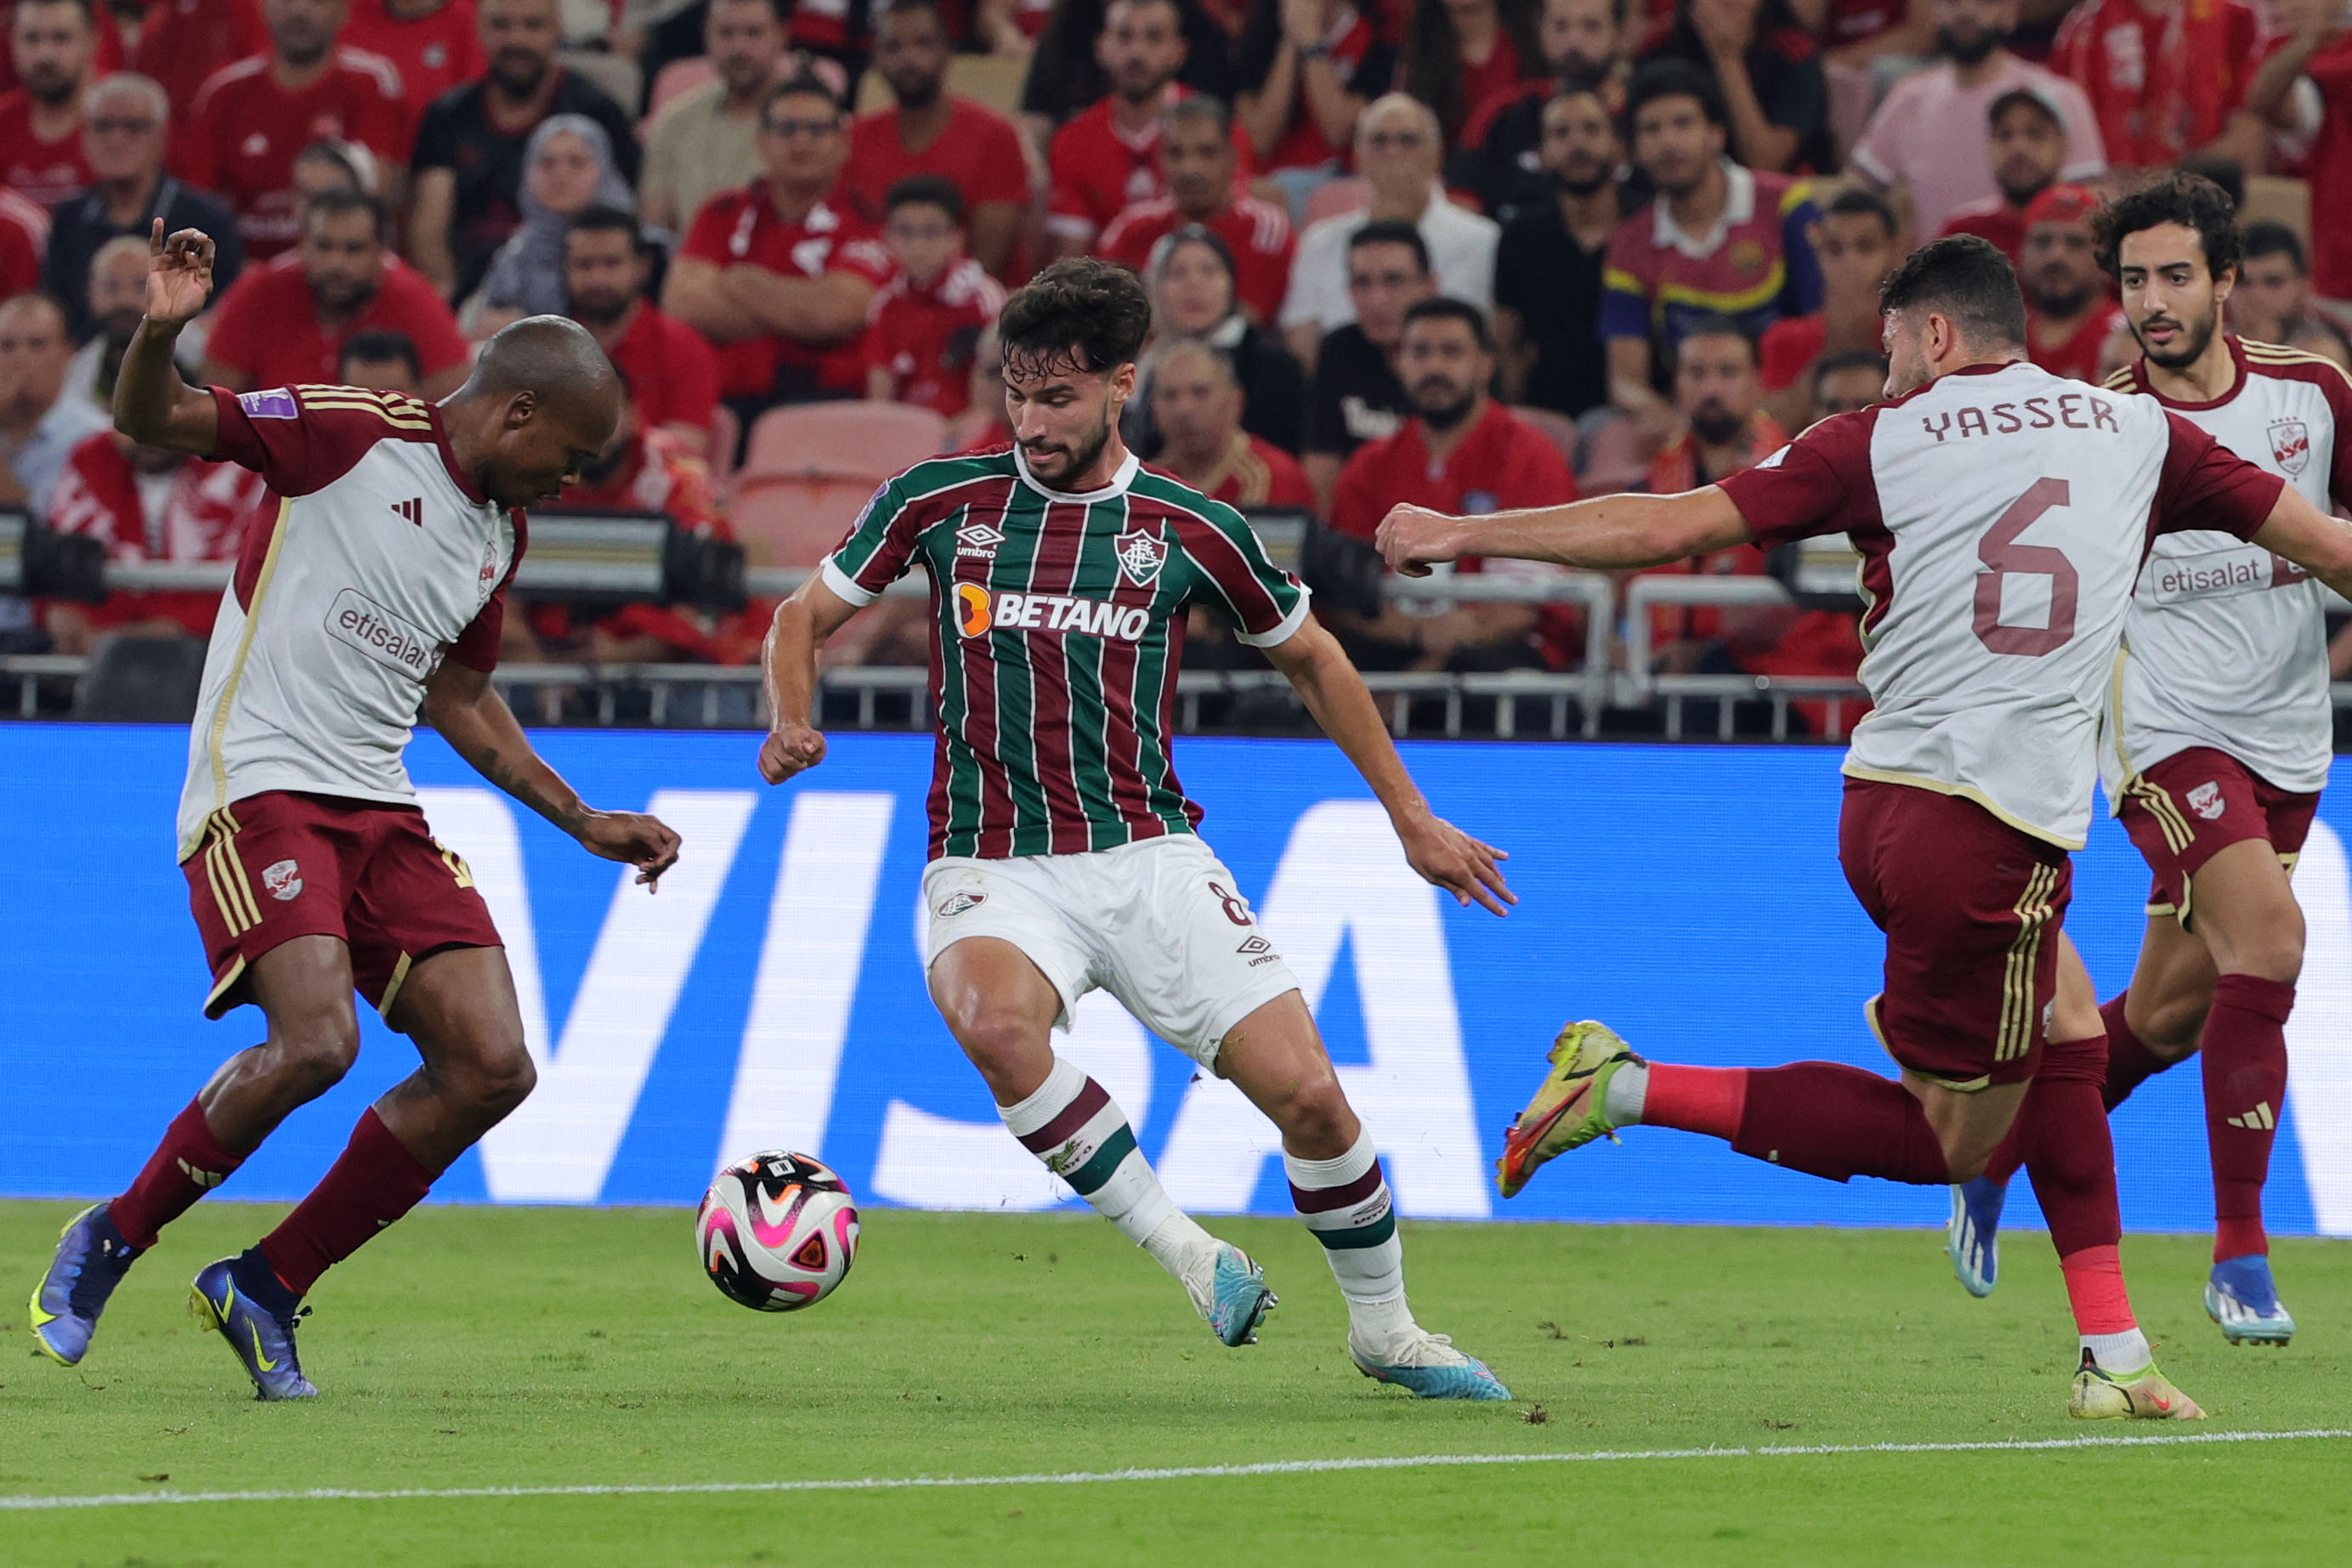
[1837,778,2072,1090]
[2117,747,2321,928]
[184,790,502,1020]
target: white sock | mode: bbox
[1604,1061,1650,1125]
[1284,1130,1414,1345]
[2082,1327,2152,1374]
[997,1056,1181,1254]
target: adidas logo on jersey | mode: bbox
[391,497,424,526]
[954,584,1150,642]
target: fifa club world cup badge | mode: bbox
[1115,526,1168,587]
[2269,419,2311,477]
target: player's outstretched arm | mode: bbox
[2253,486,2352,602]
[422,658,683,889]
[1261,616,1516,917]
[1375,486,1754,576]
[113,221,222,456]
[757,575,865,784]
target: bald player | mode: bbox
[26,222,682,1401]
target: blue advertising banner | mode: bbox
[4,725,2349,1237]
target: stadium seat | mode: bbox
[1574,408,1649,495]
[645,55,715,123]
[730,404,950,566]
[562,50,643,123]
[709,404,741,495]
[2242,175,2312,248]
[1509,405,1583,473]
[1304,177,1369,227]
[729,480,894,568]
[72,634,207,723]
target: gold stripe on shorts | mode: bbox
[1997,864,2060,1063]
[2126,776,2195,856]
[201,809,262,934]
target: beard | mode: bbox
[1023,410,1114,487]
[2138,307,2219,369]
[1554,54,1614,93]
[1937,25,2008,66]
[569,291,632,327]
[490,48,551,97]
[1415,384,1478,431]
[1552,162,1614,198]
[887,71,943,110]
[1691,403,1747,446]
[2026,277,2097,318]
[1997,171,2053,208]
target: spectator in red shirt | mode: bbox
[344,0,485,142]
[200,187,471,396]
[564,204,723,456]
[1148,337,1314,507]
[41,426,265,650]
[1233,0,1397,197]
[337,326,425,391]
[179,0,410,263]
[1101,96,1295,323]
[2050,0,2266,173]
[127,0,264,125]
[665,73,896,411]
[1046,0,1213,256]
[1757,186,1894,433]
[2249,0,2352,313]
[1329,297,1581,671]
[1453,0,1631,223]
[1935,83,2070,267]
[843,0,1032,279]
[0,0,95,206]
[865,175,1006,417]
[2012,181,2123,381]
[1398,0,1543,149]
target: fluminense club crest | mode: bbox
[2269,419,2310,477]
[1115,526,1168,586]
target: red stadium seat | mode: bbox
[728,481,893,569]
[730,403,950,566]
[1509,405,1583,473]
[708,404,740,495]
[1303,177,1370,227]
[645,56,717,124]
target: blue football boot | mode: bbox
[1188,1240,1278,1347]
[2206,1254,2295,1346]
[27,1203,141,1366]
[190,1254,318,1400]
[1947,1176,2007,1299]
[1350,1328,1512,1400]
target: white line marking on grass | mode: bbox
[5,1428,2347,1513]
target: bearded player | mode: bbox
[1948,173,2341,1345]
[1379,235,2352,1418]
[26,224,682,1400]
[758,258,1515,1399]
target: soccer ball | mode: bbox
[696,1151,860,1311]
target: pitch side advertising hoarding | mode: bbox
[5,726,2349,1237]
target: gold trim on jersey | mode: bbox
[295,384,434,430]
[1836,762,2087,850]
[186,501,292,862]
[1997,863,2061,1063]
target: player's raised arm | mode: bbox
[112,221,222,456]
[422,658,682,888]
[1375,485,1756,576]
[1259,616,1516,917]
[757,575,866,784]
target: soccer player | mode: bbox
[758,258,1516,1400]
[26,222,682,1401]
[1948,173,2343,1344]
[1375,235,2352,1419]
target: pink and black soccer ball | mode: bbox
[696,1152,861,1311]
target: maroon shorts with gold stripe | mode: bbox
[2117,746,2320,928]
[184,790,502,1020]
[1837,778,2071,1091]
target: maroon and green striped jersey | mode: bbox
[821,446,1311,858]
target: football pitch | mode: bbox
[3,1201,2346,1566]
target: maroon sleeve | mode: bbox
[445,513,527,671]
[206,386,388,496]
[2321,365,2352,510]
[1714,407,1881,548]
[2153,411,2287,541]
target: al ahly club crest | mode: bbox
[2269,418,2311,477]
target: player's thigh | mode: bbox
[244,932,363,1066]
[1215,990,1361,1155]
[184,791,363,1022]
[2119,748,2284,937]
[2049,930,2101,1043]
[1901,1071,2030,1180]
[2183,837,2306,982]
[1090,836,1305,1078]
[383,943,532,1099]
[2124,911,2219,1056]
[921,858,1091,1084]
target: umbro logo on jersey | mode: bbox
[955,584,1150,642]
[391,498,424,526]
[1115,526,1168,586]
[955,522,1005,560]
[2186,782,2226,821]
[1237,935,1272,955]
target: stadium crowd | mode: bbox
[9,0,2352,727]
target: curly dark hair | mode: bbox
[1879,235,2027,351]
[2092,170,2242,283]
[999,258,1153,376]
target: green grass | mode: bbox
[2,1200,2347,1566]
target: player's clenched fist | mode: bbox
[758,722,827,784]
[1374,503,1466,578]
[145,219,214,325]
[575,810,683,890]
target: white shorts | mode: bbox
[921,834,1302,1071]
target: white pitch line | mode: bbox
[3,1428,2348,1514]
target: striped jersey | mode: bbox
[176,384,523,861]
[821,445,1311,858]
[2099,338,2349,804]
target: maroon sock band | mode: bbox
[1729,1062,1949,1185]
[2202,973,2294,1263]
[2016,1031,2123,1259]
[111,1099,248,1249]
[2100,992,2176,1112]
[258,1109,439,1299]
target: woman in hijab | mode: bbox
[471,114,641,335]
[1127,225,1306,457]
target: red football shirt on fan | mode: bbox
[1451,34,1527,138]
[0,184,40,293]
[2280,34,2352,300]
[2027,304,2127,382]
[1258,5,1386,171]
[130,0,265,124]
[1937,198,2029,266]
[2050,0,2261,167]
[1100,192,1295,322]
[345,0,486,140]
[1329,399,1576,538]
[177,49,411,260]
[680,185,895,399]
[604,300,723,441]
[840,96,1031,229]
[44,428,265,637]
[0,90,88,206]
[0,1,121,97]
[202,252,470,388]
[1757,313,1826,393]
[864,257,1005,416]
[1822,0,1907,45]
[1046,89,1251,244]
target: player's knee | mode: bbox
[269,1010,361,1095]
[944,1001,1047,1086]
[466,1037,536,1120]
[1265,1068,1353,1155]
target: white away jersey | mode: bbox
[1719,359,2284,848]
[175,385,524,861]
[2099,338,2346,802]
